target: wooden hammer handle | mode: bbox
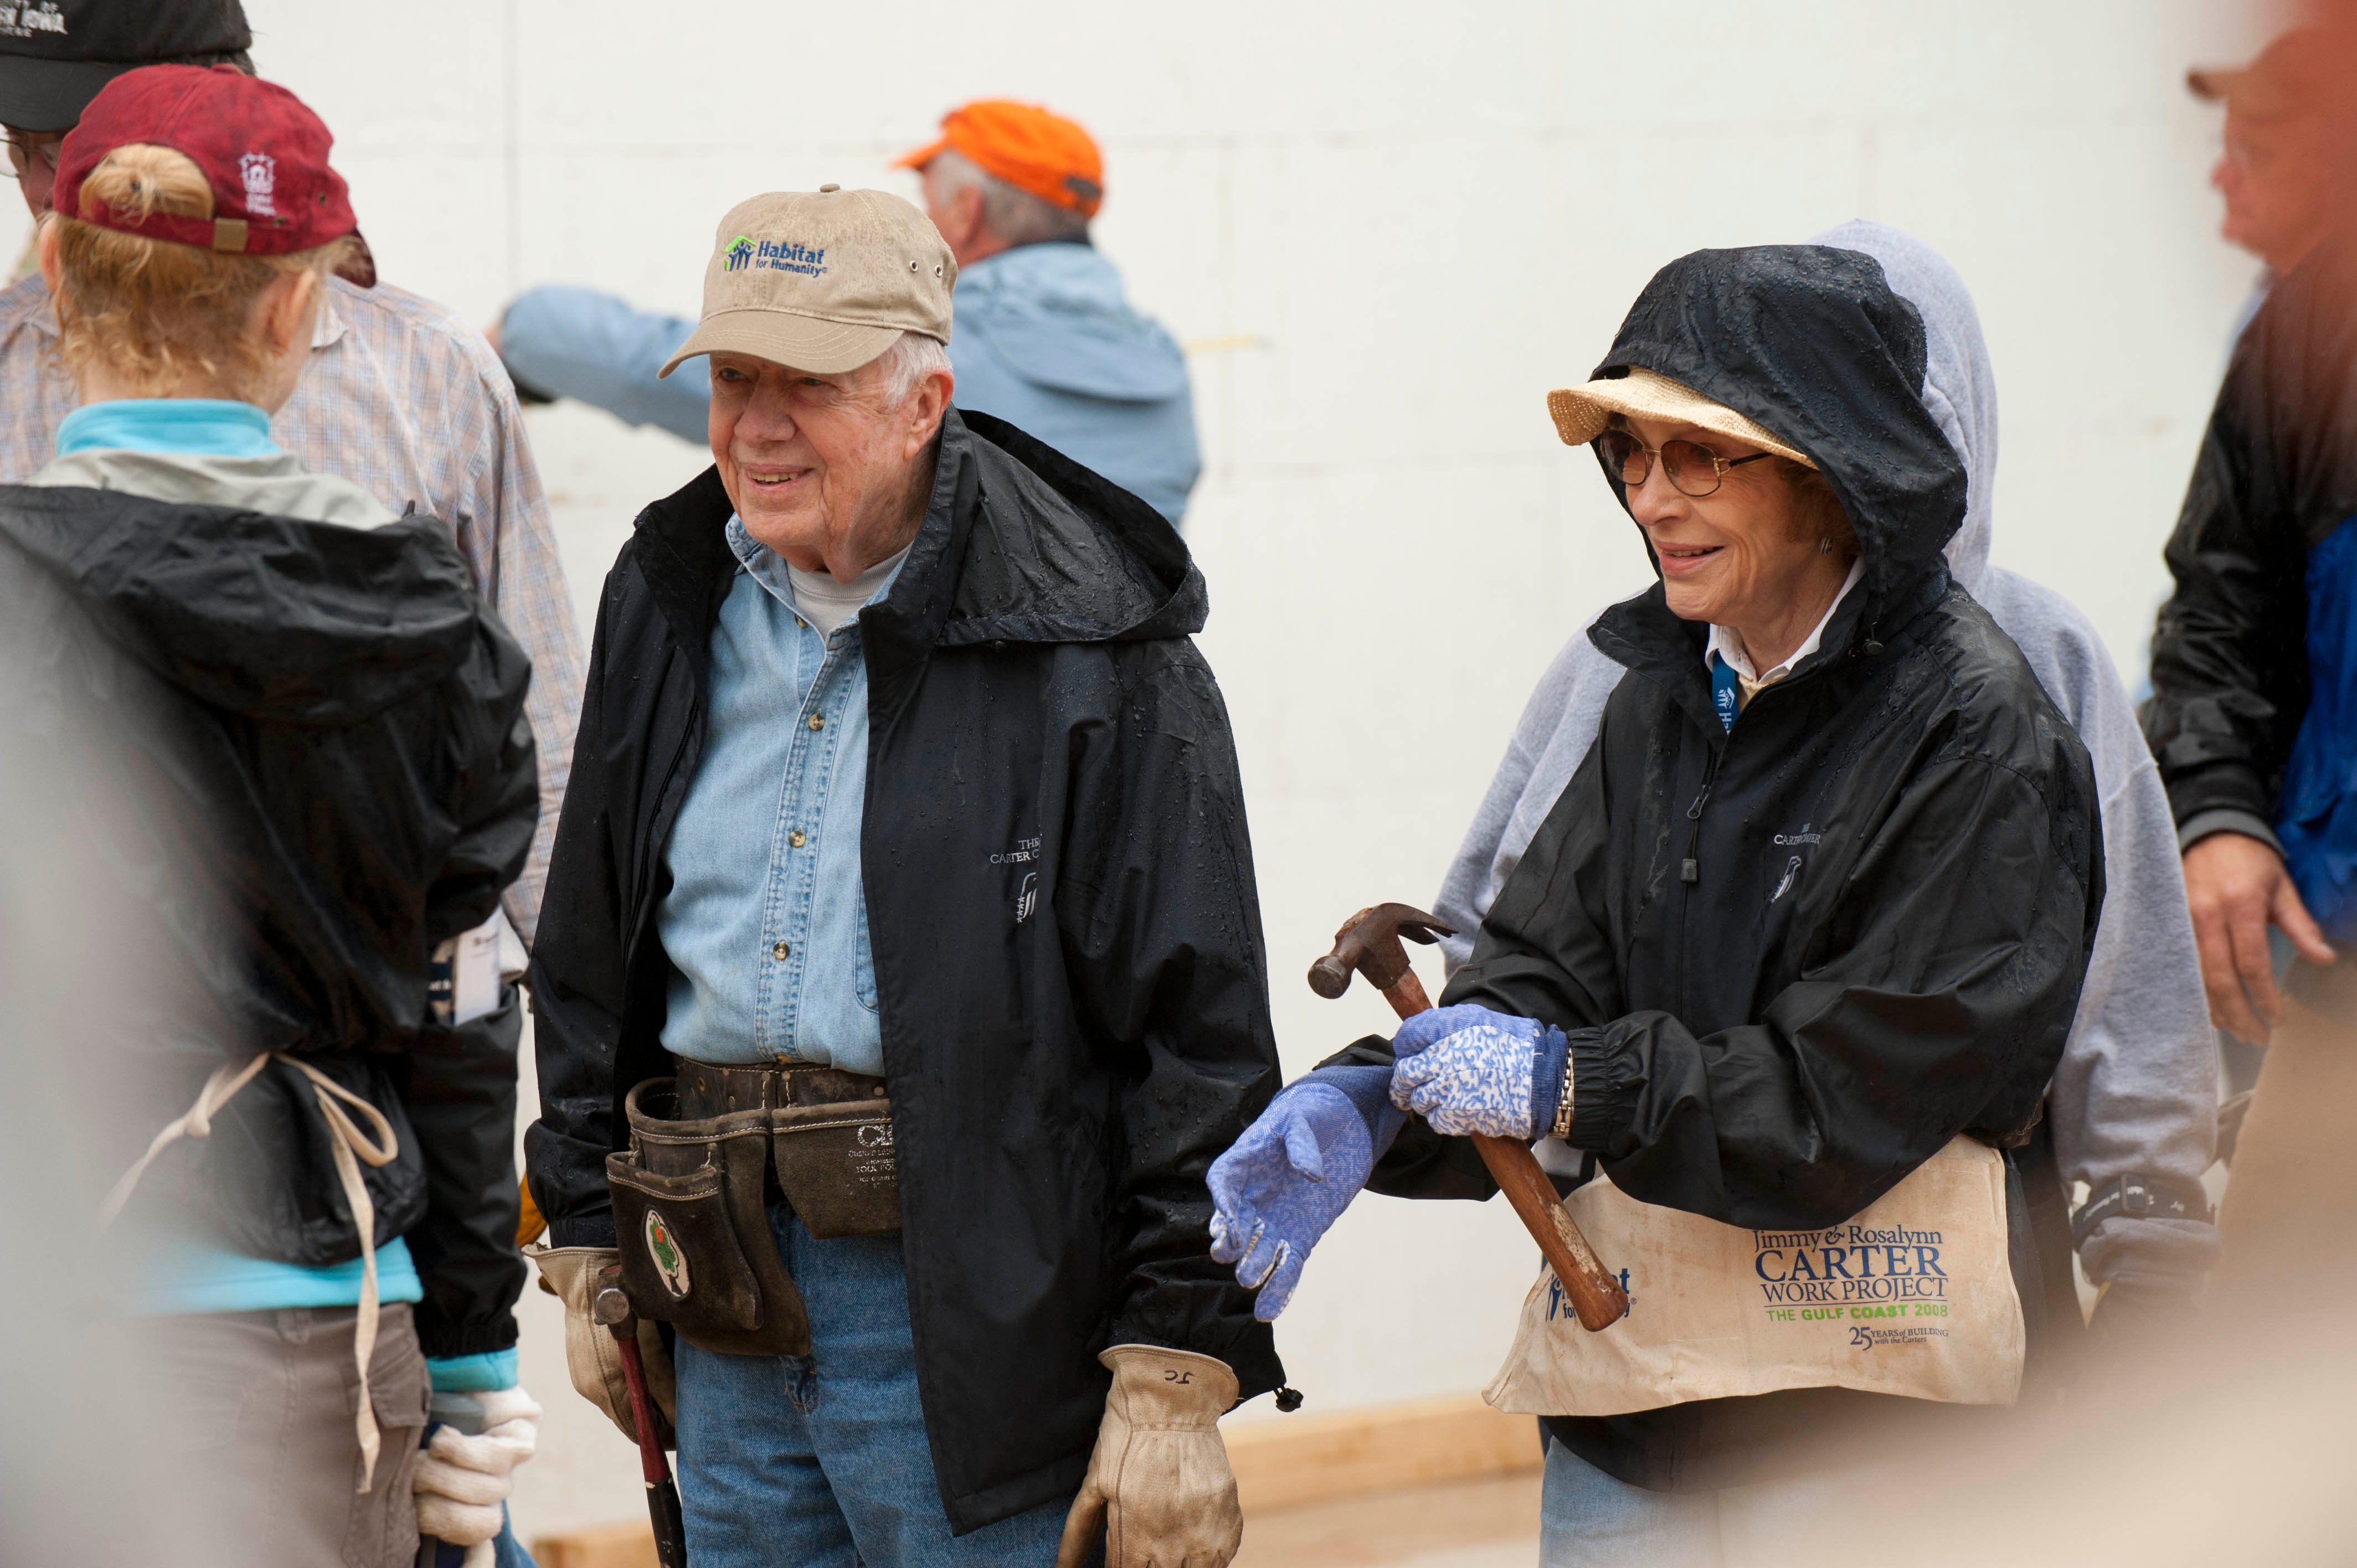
[1379,973,1628,1332]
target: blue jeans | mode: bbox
[673,1206,1074,1567]
[1539,1439,1842,1567]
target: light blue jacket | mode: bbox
[500,241,1201,524]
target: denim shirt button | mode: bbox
[771,940,791,961]
[807,713,826,731]
[788,829,806,848]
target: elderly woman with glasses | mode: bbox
[1208,246,2106,1566]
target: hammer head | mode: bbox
[1307,902,1457,999]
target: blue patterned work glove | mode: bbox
[1209,1066,1403,1321]
[1388,1003,1568,1141]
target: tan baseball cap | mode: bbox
[1546,367,1813,468]
[658,185,956,379]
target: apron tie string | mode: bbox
[100,1053,403,1493]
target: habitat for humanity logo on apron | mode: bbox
[1485,1137,2024,1417]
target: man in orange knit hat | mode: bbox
[495,99,1202,524]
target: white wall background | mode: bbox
[11,0,2276,1540]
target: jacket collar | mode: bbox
[1593,559,1952,739]
[624,415,982,704]
[626,405,1203,713]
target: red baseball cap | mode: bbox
[52,63,365,272]
[894,100,1104,217]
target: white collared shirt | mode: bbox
[1704,557,1866,702]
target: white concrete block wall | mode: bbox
[5,0,2282,1539]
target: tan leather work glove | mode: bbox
[1055,1345,1242,1568]
[528,1244,677,1445]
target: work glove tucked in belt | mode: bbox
[529,1245,676,1445]
[1056,1345,1242,1568]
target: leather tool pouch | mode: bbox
[671,1060,903,1241]
[605,1079,812,1358]
[771,1090,902,1240]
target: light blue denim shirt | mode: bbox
[657,518,899,1074]
[501,241,1200,522]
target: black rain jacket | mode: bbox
[0,485,538,1359]
[524,409,1284,1533]
[2144,235,2357,848]
[1339,247,2105,1488]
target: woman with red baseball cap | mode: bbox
[0,64,541,1567]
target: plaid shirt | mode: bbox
[0,273,583,945]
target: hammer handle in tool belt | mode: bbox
[602,1294,689,1568]
[1383,969,1629,1332]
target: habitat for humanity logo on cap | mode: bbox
[724,234,828,278]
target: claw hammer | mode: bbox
[594,1269,689,1568]
[1310,903,1628,1331]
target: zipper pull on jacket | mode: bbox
[1681,749,1722,885]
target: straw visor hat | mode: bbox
[1546,368,1815,470]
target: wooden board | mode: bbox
[1226,1394,1542,1513]
[530,1392,1542,1565]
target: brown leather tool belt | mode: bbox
[603,1056,901,1358]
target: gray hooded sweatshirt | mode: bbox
[1433,223,2217,1287]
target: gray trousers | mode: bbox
[145,1301,429,1568]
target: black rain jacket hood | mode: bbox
[1342,247,2104,1490]
[0,486,489,721]
[1597,245,1969,606]
[0,484,539,1360]
[527,409,1283,1534]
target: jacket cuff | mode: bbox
[550,1213,618,1250]
[2177,807,2284,858]
[1302,1062,1409,1156]
[1530,1026,1570,1138]
[2164,761,2273,839]
[1563,1028,1631,1154]
[412,1309,520,1361]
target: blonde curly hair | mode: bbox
[49,142,356,400]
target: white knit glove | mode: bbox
[414,1387,541,1562]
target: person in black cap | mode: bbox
[0,3,586,972]
[0,0,250,239]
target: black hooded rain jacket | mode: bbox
[1341,247,2106,1489]
[525,409,1284,1533]
[0,486,538,1360]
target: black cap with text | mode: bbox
[0,1,251,133]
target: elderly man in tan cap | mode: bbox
[524,184,1284,1568]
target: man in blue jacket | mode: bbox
[495,100,1201,524]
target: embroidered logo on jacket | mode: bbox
[1771,855,1803,903]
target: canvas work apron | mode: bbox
[1486,1137,2024,1417]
